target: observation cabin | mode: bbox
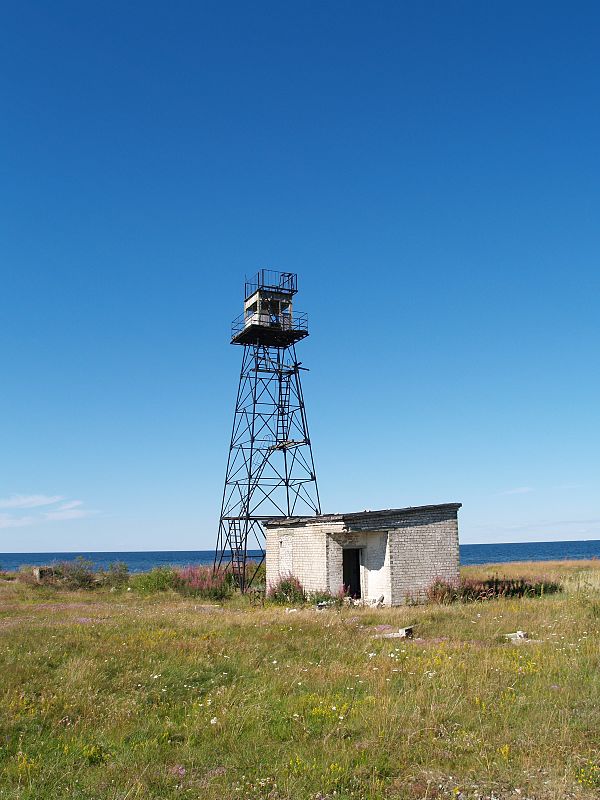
[231,269,309,347]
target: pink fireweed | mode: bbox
[175,565,233,599]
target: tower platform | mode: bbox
[231,311,309,346]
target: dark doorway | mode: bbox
[343,548,361,598]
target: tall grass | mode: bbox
[176,565,233,600]
[426,575,562,604]
[127,565,233,599]
[1,560,600,798]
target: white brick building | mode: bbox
[264,503,461,605]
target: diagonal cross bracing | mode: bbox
[214,342,321,590]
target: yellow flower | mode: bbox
[498,744,510,761]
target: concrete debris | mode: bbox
[382,626,414,640]
[370,595,385,608]
[505,630,528,641]
[316,600,337,610]
[374,625,415,640]
[32,566,55,583]
[343,597,357,606]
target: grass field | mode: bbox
[1,560,600,799]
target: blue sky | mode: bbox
[1,1,599,551]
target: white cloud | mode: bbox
[0,496,95,529]
[0,514,37,529]
[54,500,83,511]
[44,501,89,522]
[0,494,63,510]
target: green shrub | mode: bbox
[54,557,96,590]
[268,574,305,605]
[100,561,130,590]
[130,567,180,594]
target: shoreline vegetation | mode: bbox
[0,559,566,604]
[1,560,599,799]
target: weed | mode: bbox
[267,574,305,604]
[54,557,97,589]
[426,575,562,603]
[130,566,180,593]
[100,561,130,590]
[176,565,233,600]
[307,587,346,606]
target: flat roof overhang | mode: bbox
[263,503,462,528]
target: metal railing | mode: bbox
[244,270,297,298]
[232,310,308,339]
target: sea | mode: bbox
[1,539,600,573]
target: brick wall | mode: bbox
[265,504,460,605]
[345,507,460,604]
[265,522,329,592]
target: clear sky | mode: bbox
[2,1,599,551]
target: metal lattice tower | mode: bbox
[214,270,321,590]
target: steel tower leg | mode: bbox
[214,343,320,591]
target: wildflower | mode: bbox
[498,744,510,761]
[210,717,218,725]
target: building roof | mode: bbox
[263,502,462,528]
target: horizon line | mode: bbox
[2,537,600,556]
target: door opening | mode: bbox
[343,548,361,599]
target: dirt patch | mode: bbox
[25,602,108,611]
[0,617,27,629]
[193,604,225,613]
